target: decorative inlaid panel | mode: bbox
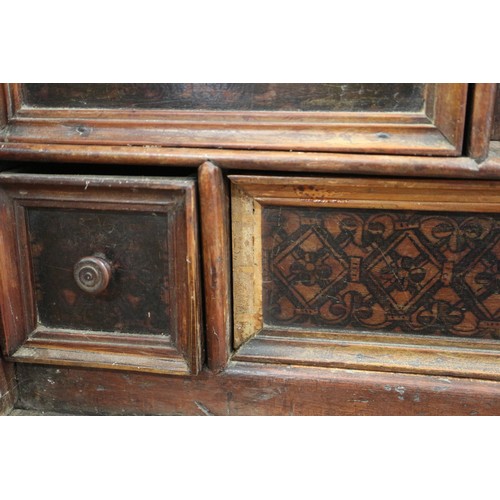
[28,208,171,335]
[262,207,500,339]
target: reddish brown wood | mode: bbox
[198,162,232,372]
[0,173,203,375]
[466,83,497,161]
[430,84,468,152]
[0,143,496,179]
[14,362,500,415]
[0,84,498,416]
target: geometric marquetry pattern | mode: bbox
[262,207,500,339]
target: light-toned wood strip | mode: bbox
[231,184,263,348]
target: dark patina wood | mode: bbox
[0,83,499,416]
[1,83,468,156]
[262,206,500,339]
[28,208,171,335]
[21,83,426,112]
[14,362,500,416]
[0,172,203,375]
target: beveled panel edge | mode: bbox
[232,332,500,382]
[10,345,191,375]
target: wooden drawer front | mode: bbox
[230,176,500,380]
[0,173,201,374]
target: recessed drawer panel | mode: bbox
[28,208,171,335]
[230,176,500,380]
[0,173,202,374]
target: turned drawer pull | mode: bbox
[73,254,112,294]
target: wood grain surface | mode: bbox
[466,83,497,160]
[21,83,425,112]
[1,84,467,156]
[0,355,16,415]
[0,173,203,375]
[198,162,232,371]
[14,362,500,415]
[230,176,500,381]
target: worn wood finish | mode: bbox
[0,356,16,415]
[1,143,498,178]
[198,162,232,371]
[28,208,171,335]
[230,176,500,380]
[14,362,500,415]
[1,83,499,416]
[463,140,500,177]
[1,83,468,156]
[0,173,202,375]
[22,83,426,112]
[466,83,497,161]
[491,85,500,140]
[429,83,468,152]
[261,206,500,339]
[231,184,263,348]
[0,85,7,130]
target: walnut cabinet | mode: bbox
[0,83,499,415]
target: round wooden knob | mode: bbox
[73,255,112,294]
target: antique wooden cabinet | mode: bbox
[0,83,499,415]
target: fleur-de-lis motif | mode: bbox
[431,220,485,253]
[380,256,426,291]
[416,301,464,328]
[289,247,333,287]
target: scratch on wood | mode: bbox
[194,400,214,416]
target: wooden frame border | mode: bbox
[0,83,468,156]
[0,173,202,375]
[230,175,500,381]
